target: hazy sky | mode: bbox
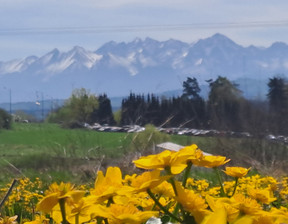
[1,0,288,61]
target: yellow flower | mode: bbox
[23,214,49,224]
[205,195,239,222]
[270,207,288,224]
[89,167,123,203]
[51,198,100,224]
[252,213,275,224]
[247,187,277,204]
[223,167,250,178]
[123,174,137,185]
[116,192,154,210]
[68,198,100,224]
[176,144,204,163]
[128,170,171,193]
[232,215,255,224]
[36,182,85,213]
[133,150,188,174]
[193,154,230,168]
[97,203,158,224]
[174,181,208,222]
[200,207,227,224]
[0,216,18,224]
[231,194,262,216]
[151,181,174,198]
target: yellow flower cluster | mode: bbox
[0,178,44,221]
[0,144,287,224]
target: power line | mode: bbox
[1,20,288,35]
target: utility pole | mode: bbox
[3,87,12,115]
[50,97,54,114]
[9,88,12,115]
[35,91,45,121]
[41,92,44,121]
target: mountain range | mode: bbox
[1,33,288,103]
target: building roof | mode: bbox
[156,142,184,151]
[156,142,211,155]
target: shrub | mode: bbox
[131,124,170,154]
[0,109,12,129]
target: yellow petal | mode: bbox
[201,207,227,224]
[106,167,122,184]
[232,215,254,224]
[51,210,63,224]
[94,170,104,188]
[170,163,188,174]
[68,190,86,202]
[36,193,59,213]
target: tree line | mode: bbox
[0,75,276,136]
[45,75,288,136]
[120,76,262,134]
[116,75,288,136]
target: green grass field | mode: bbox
[0,123,219,157]
[0,123,130,183]
[0,123,287,185]
[0,123,213,184]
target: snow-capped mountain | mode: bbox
[0,33,288,103]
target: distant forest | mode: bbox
[46,75,288,137]
[119,76,288,137]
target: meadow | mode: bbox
[0,123,215,184]
[0,123,287,186]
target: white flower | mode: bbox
[146,217,175,224]
[146,217,162,224]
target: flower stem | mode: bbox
[231,177,239,197]
[59,198,68,224]
[164,167,178,196]
[164,167,186,222]
[214,167,226,197]
[106,197,113,207]
[75,214,79,224]
[151,194,161,211]
[182,161,192,187]
[147,189,182,223]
